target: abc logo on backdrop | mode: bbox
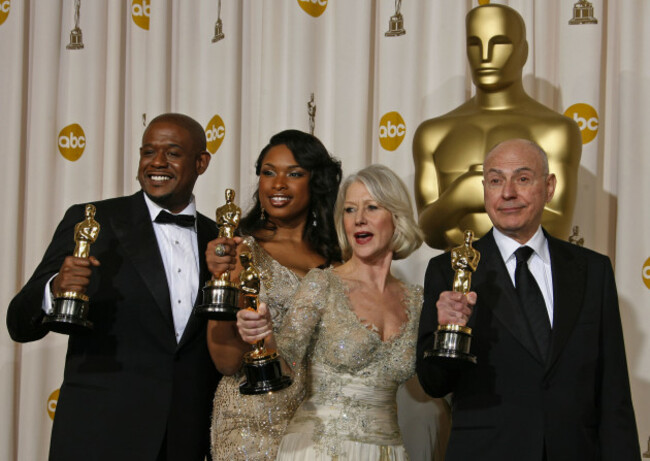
[132,0,150,30]
[298,0,327,18]
[0,0,10,26]
[379,111,406,151]
[205,115,226,155]
[47,388,59,420]
[564,103,599,145]
[58,123,86,162]
[643,257,650,290]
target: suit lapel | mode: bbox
[474,231,544,365]
[112,192,175,330]
[545,234,587,372]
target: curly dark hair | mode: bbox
[238,130,342,265]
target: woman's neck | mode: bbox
[256,216,306,243]
[336,251,394,292]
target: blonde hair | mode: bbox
[334,164,423,261]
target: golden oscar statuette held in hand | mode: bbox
[196,189,242,320]
[43,204,100,334]
[426,230,479,367]
[238,251,292,395]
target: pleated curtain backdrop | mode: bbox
[1,0,648,459]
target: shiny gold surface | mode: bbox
[451,230,480,295]
[215,188,241,282]
[413,4,582,250]
[239,251,260,311]
[52,291,89,302]
[437,324,472,335]
[239,250,271,360]
[73,204,100,258]
[216,188,241,239]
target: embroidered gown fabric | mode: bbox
[211,237,306,460]
[275,268,423,461]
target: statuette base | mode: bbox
[195,280,240,320]
[43,293,93,334]
[385,14,405,37]
[425,324,477,369]
[239,349,292,395]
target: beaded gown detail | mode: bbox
[211,237,306,460]
[275,268,423,461]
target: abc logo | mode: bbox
[643,257,650,290]
[47,388,60,421]
[297,0,327,18]
[205,115,226,154]
[132,0,150,31]
[0,0,10,26]
[379,111,406,151]
[564,103,598,145]
[58,123,87,162]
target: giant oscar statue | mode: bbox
[413,3,582,250]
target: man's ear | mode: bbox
[197,151,211,175]
[545,173,557,203]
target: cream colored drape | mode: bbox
[1,1,648,459]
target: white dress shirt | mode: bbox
[144,194,200,342]
[492,226,555,326]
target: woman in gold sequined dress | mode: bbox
[207,130,342,460]
[238,165,424,460]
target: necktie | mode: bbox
[514,246,551,361]
[155,210,196,228]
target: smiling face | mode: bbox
[466,5,527,91]
[258,144,311,226]
[137,120,210,213]
[483,139,556,244]
[342,181,395,263]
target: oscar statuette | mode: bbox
[385,0,406,37]
[66,0,84,50]
[196,188,241,320]
[238,251,292,395]
[43,204,100,334]
[425,229,479,367]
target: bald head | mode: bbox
[146,113,207,153]
[485,139,549,175]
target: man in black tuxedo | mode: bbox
[416,139,640,460]
[7,113,237,460]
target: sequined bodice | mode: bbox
[277,268,423,457]
[211,236,305,461]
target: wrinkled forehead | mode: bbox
[466,6,525,44]
[484,142,544,174]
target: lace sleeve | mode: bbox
[276,268,330,368]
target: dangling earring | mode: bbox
[260,207,266,221]
[312,210,317,227]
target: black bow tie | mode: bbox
[155,210,196,228]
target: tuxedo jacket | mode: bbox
[7,191,220,461]
[416,229,640,461]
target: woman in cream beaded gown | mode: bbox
[238,164,424,460]
[206,130,342,460]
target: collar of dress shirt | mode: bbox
[492,226,550,265]
[143,193,197,229]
